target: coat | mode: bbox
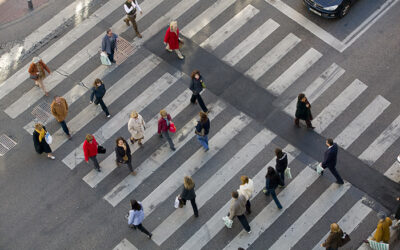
[196,119,210,135]
[229,195,247,220]
[102,33,118,54]
[158,114,171,133]
[164,27,180,50]
[238,179,254,201]
[181,184,196,200]
[266,172,282,190]
[322,229,343,249]
[115,141,132,163]
[83,137,98,161]
[295,100,312,120]
[51,98,69,122]
[275,153,288,173]
[28,60,50,79]
[33,126,52,154]
[322,144,338,170]
[90,84,106,102]
[190,76,204,95]
[128,114,145,139]
[373,217,392,243]
[128,202,145,226]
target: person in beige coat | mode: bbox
[238,176,254,214]
[128,111,145,146]
[51,96,71,138]
[228,191,251,233]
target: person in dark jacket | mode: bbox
[101,29,118,63]
[295,93,314,129]
[321,223,344,250]
[264,166,283,209]
[189,70,208,113]
[321,138,344,184]
[115,137,136,176]
[275,148,288,186]
[158,109,175,151]
[90,78,110,118]
[33,123,55,159]
[195,111,210,152]
[180,176,198,217]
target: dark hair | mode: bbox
[116,137,125,146]
[275,148,283,158]
[266,166,276,178]
[298,93,305,102]
[326,138,334,146]
[199,111,208,124]
[231,191,239,199]
[130,199,141,211]
[93,78,102,88]
[191,70,200,79]
[106,28,112,34]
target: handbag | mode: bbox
[222,216,233,228]
[367,239,389,250]
[338,233,351,247]
[200,80,206,89]
[100,52,111,66]
[30,74,38,80]
[178,39,184,49]
[45,132,52,144]
[316,163,324,175]
[97,145,106,154]
[123,154,128,162]
[284,168,292,179]
[169,122,176,133]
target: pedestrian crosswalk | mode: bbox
[1,0,398,249]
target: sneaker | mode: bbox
[148,233,152,239]
[171,147,176,151]
[130,171,137,176]
[48,155,55,160]
[247,230,252,234]
[178,55,184,60]
[67,134,72,139]
[165,47,172,52]
[106,114,111,118]
[204,148,209,152]
[96,168,101,172]
[136,33,142,38]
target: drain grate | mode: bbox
[31,101,52,124]
[115,37,135,65]
[0,134,17,156]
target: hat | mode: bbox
[32,57,40,63]
[377,211,386,220]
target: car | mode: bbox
[303,0,354,18]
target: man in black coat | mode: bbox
[321,138,344,184]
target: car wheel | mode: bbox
[339,2,351,17]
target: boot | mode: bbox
[136,32,142,38]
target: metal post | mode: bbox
[27,0,33,10]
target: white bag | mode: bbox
[222,216,233,228]
[100,52,111,66]
[284,167,292,179]
[368,239,389,250]
[174,196,180,208]
[316,163,324,175]
[45,132,52,145]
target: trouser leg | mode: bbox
[329,167,344,184]
[136,224,151,237]
[196,94,208,112]
[36,78,47,93]
[246,200,251,213]
[270,189,282,209]
[161,131,175,149]
[108,52,115,62]
[98,98,110,116]
[126,160,133,172]
[279,171,285,186]
[305,119,313,128]
[237,214,251,232]
[196,135,209,150]
[59,120,70,135]
[190,198,198,216]
[90,156,100,170]
[294,118,300,127]
[128,14,140,35]
[190,94,197,103]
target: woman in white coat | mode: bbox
[128,111,146,146]
[238,175,254,214]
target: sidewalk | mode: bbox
[0,0,49,26]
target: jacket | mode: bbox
[90,84,106,102]
[102,33,118,54]
[190,76,204,95]
[28,60,50,79]
[158,114,171,133]
[128,114,145,139]
[128,202,145,226]
[181,184,196,200]
[229,195,247,220]
[33,126,52,154]
[51,98,69,122]
[238,179,254,201]
[115,141,132,163]
[266,173,282,190]
[295,100,312,120]
[196,119,210,135]
[322,144,338,170]
[83,137,98,161]
[164,27,180,50]
[373,217,392,243]
[275,153,288,173]
[322,229,344,249]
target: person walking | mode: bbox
[28,57,51,96]
[238,176,254,214]
[83,134,101,172]
[320,138,344,185]
[179,176,199,217]
[189,70,208,112]
[371,212,392,243]
[102,29,118,63]
[127,200,152,238]
[90,78,111,118]
[123,0,142,38]
[128,111,145,146]
[158,109,175,151]
[264,166,283,209]
[295,93,314,129]
[321,223,345,249]
[33,123,55,160]
[51,96,71,138]
[228,191,251,233]
[195,111,210,152]
[275,148,288,187]
[164,20,184,59]
[115,137,137,176]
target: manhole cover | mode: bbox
[0,134,17,156]
[31,101,52,124]
[115,37,135,65]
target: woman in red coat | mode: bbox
[158,109,175,151]
[164,20,184,60]
[83,134,101,172]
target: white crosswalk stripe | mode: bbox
[384,161,400,183]
[112,238,137,250]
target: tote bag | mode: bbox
[45,132,52,145]
[284,168,292,179]
[100,52,111,66]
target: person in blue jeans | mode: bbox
[195,111,210,152]
[264,166,283,209]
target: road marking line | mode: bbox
[384,161,400,183]
[266,48,322,96]
[113,238,138,250]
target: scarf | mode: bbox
[164,117,170,127]
[36,128,46,142]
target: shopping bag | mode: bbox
[222,216,233,228]
[45,132,52,144]
[316,163,324,175]
[169,122,176,133]
[100,52,111,66]
[284,168,292,179]
[338,233,351,247]
[174,196,180,208]
[97,145,106,154]
[368,239,389,250]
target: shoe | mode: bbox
[246,210,251,215]
[171,147,176,151]
[194,214,199,218]
[204,148,209,152]
[136,33,142,38]
[165,47,172,52]
[336,181,344,185]
[247,230,252,234]
[178,55,184,60]
[96,168,101,172]
[130,138,135,144]
[67,134,72,139]
[48,155,55,160]
[45,92,49,96]
[106,114,111,118]
[131,171,137,176]
[124,18,130,26]
[308,126,315,129]
[111,60,116,63]
[138,142,143,146]
[148,233,152,239]
[279,184,285,188]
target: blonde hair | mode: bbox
[130,111,138,118]
[85,134,94,142]
[330,223,340,233]
[170,21,178,31]
[160,109,167,117]
[240,176,249,185]
[183,176,194,190]
[34,123,43,130]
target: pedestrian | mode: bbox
[123,0,142,38]
[228,191,251,233]
[295,93,314,129]
[28,57,51,96]
[195,111,210,152]
[164,20,184,60]
[264,166,283,209]
[102,29,118,64]
[89,78,111,118]
[179,176,199,217]
[33,123,55,160]
[127,199,152,238]
[128,111,145,146]
[189,70,208,112]
[83,134,101,172]
[275,148,288,186]
[395,197,400,220]
[371,212,392,243]
[115,137,137,176]
[158,109,175,151]
[321,223,344,249]
[320,138,344,185]
[51,95,71,138]
[238,176,254,214]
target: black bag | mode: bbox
[97,145,106,154]
[30,74,38,80]
[338,233,351,247]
